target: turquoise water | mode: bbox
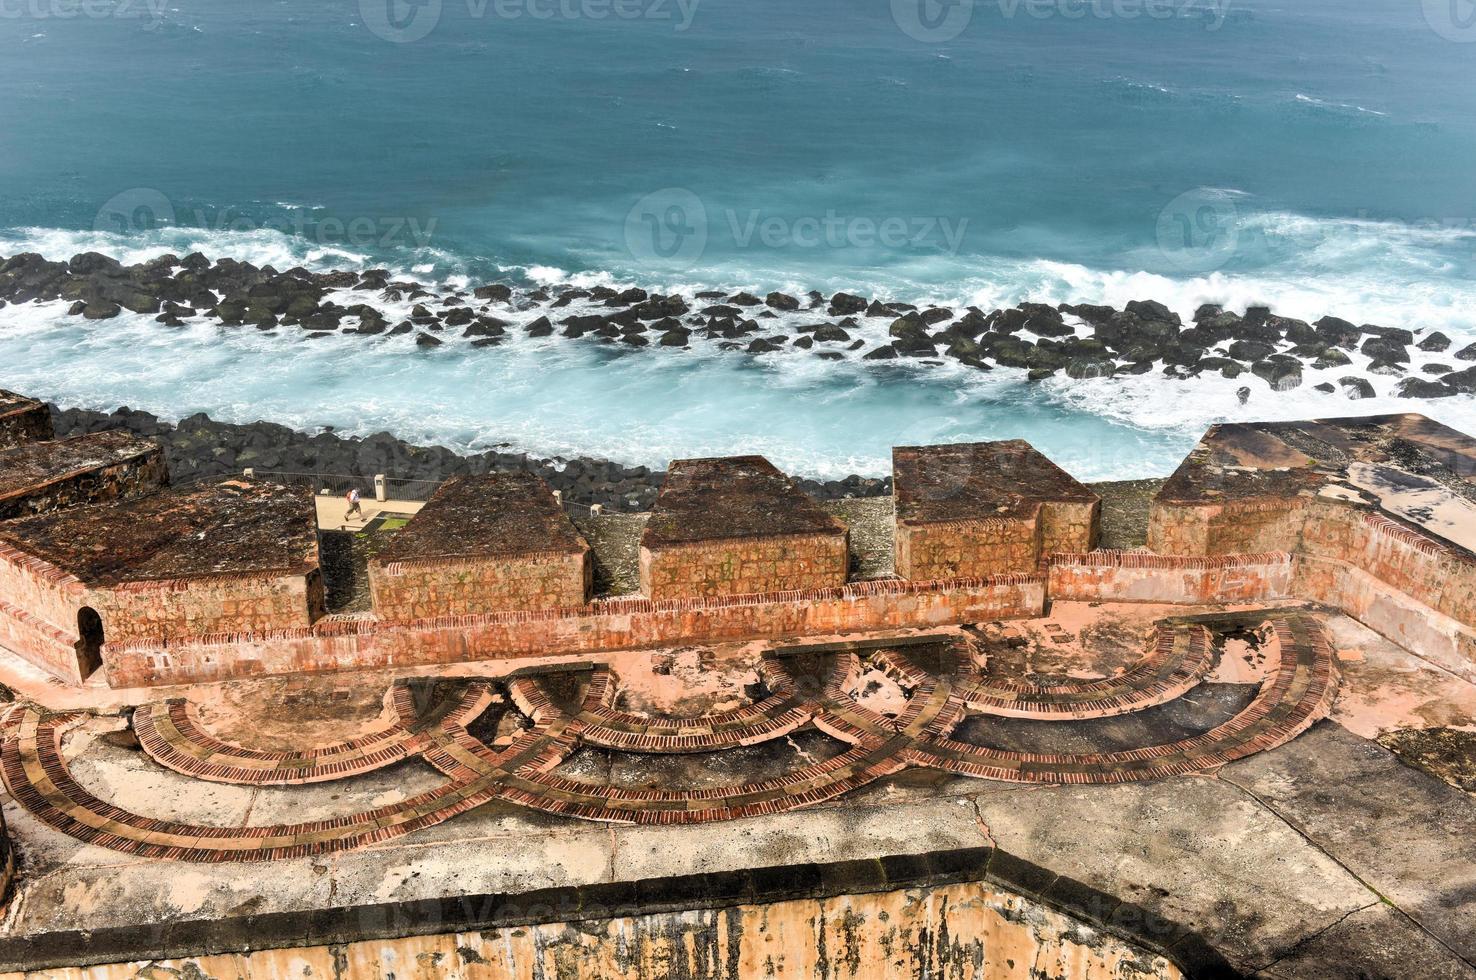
[1,0,1474,477]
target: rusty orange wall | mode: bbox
[1040,499,1100,555]
[0,880,1183,980]
[1048,551,1294,604]
[369,550,591,618]
[0,547,86,682]
[99,576,1047,687]
[896,517,1042,580]
[640,533,848,599]
[94,572,321,649]
[1147,498,1307,557]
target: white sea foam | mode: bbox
[3,213,1475,480]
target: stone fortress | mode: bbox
[0,388,1472,978]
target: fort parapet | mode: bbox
[0,430,165,520]
[0,390,52,451]
[893,439,1099,579]
[0,403,1472,690]
[638,455,850,600]
[368,471,592,618]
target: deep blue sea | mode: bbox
[1,0,1473,479]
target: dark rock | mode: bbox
[1395,378,1454,398]
[1442,367,1476,393]
[1252,358,1302,391]
[1228,340,1276,362]
[1313,382,1335,393]
[1368,359,1406,377]
[1197,357,1244,379]
[765,292,799,311]
[1339,376,1376,399]
[82,300,121,320]
[1422,364,1452,376]
[1313,349,1353,369]
[1313,317,1362,349]
[813,324,851,343]
[746,338,784,354]
[415,331,443,348]
[473,284,512,302]
[862,346,898,360]
[728,292,761,306]
[1124,299,1180,326]
[1417,331,1452,352]
[829,292,868,316]
[524,316,553,337]
[1454,343,1476,362]
[1363,324,1415,346]
[1360,337,1409,363]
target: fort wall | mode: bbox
[1046,550,1294,605]
[0,394,52,451]
[639,532,849,600]
[895,515,1041,580]
[370,550,592,619]
[99,574,1045,687]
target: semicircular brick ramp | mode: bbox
[944,622,1218,720]
[563,661,818,754]
[905,616,1338,784]
[0,708,513,862]
[133,682,497,785]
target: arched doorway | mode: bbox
[75,608,104,680]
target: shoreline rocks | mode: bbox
[48,405,892,512]
[2,251,1472,402]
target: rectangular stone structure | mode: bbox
[893,440,1100,580]
[639,455,848,600]
[0,479,323,683]
[0,431,167,520]
[0,390,52,451]
[369,471,592,619]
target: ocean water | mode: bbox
[1,0,1474,479]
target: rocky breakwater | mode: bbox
[48,406,890,512]
[3,250,1473,400]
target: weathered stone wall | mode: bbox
[0,446,167,521]
[369,550,592,618]
[896,516,1042,580]
[639,532,848,600]
[99,575,1047,687]
[94,570,325,652]
[1040,498,1101,555]
[0,879,1183,980]
[0,401,51,452]
[0,544,87,683]
[1048,550,1294,604]
[1147,497,1307,556]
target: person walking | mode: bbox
[345,486,364,521]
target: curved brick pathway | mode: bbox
[133,682,497,785]
[0,708,508,862]
[563,662,816,754]
[0,613,1339,856]
[907,617,1338,784]
[945,622,1218,720]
